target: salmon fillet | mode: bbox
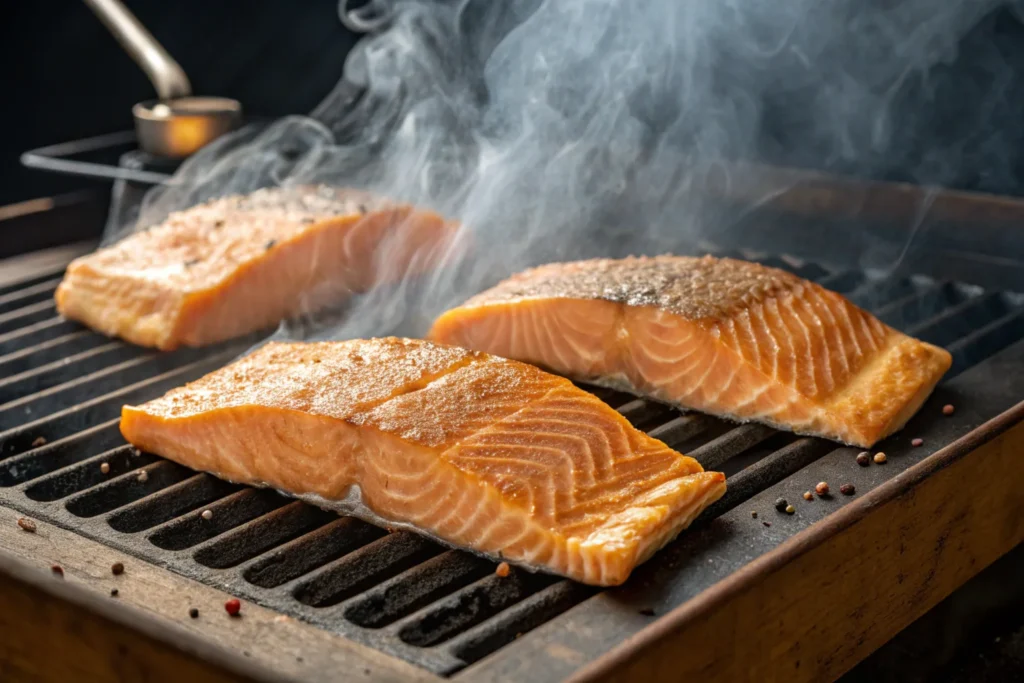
[120,338,726,586]
[55,186,455,350]
[429,256,952,448]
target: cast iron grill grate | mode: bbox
[0,249,1021,676]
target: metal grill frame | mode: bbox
[0,236,1022,681]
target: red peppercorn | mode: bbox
[495,562,511,577]
[51,564,64,577]
[942,404,955,416]
[912,438,924,447]
[225,598,241,616]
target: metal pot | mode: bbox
[83,0,243,158]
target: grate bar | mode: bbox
[0,341,145,406]
[0,317,90,357]
[108,473,241,534]
[0,265,68,297]
[0,278,60,315]
[689,423,776,470]
[24,445,157,502]
[0,300,58,335]
[0,330,109,377]
[0,419,123,487]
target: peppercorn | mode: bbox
[110,588,119,597]
[201,509,213,521]
[774,497,788,512]
[762,521,772,527]
[751,510,758,519]
[912,438,924,447]
[856,452,870,467]
[137,470,149,483]
[31,436,47,448]
[111,562,124,576]
[785,504,796,514]
[815,482,830,496]
[873,452,887,464]
[803,491,814,501]
[51,564,64,577]
[495,562,511,577]
[17,517,36,533]
[100,462,110,474]
[225,598,241,616]
[942,404,955,416]
[189,608,199,619]
[840,483,856,496]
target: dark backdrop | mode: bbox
[6,2,1024,205]
[1,0,358,206]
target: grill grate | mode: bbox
[0,250,1021,676]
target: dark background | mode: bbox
[1,0,358,206]
[7,2,1024,206]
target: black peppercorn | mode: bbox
[774,497,788,512]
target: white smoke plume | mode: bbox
[129,0,1007,339]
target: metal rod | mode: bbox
[82,0,192,100]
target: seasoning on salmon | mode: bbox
[55,186,457,351]
[119,338,726,586]
[429,255,952,448]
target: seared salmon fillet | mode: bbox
[55,186,455,350]
[429,256,952,448]
[120,338,726,586]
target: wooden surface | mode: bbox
[0,504,438,683]
[571,405,1024,683]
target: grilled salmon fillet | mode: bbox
[429,256,952,448]
[55,186,455,350]
[120,338,726,586]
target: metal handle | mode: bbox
[83,0,192,100]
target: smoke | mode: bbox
[130,0,1008,340]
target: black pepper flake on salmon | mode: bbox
[213,219,225,228]
[358,204,367,215]
[184,258,201,268]
[265,239,277,250]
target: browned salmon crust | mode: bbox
[429,255,952,448]
[55,186,456,350]
[120,338,726,586]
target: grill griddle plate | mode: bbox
[0,249,1022,676]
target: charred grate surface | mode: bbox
[0,250,1021,676]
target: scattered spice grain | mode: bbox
[495,562,511,577]
[111,562,124,576]
[912,438,924,447]
[815,482,830,496]
[840,483,856,496]
[803,491,814,501]
[17,518,36,533]
[201,509,213,521]
[51,564,64,577]
[137,470,149,483]
[31,437,46,448]
[873,452,887,464]
[942,404,955,416]
[189,608,199,619]
[785,504,796,515]
[225,598,241,617]
[100,462,110,474]
[110,588,119,597]
[856,452,870,467]
[774,497,788,512]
